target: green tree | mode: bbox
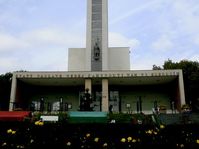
[0,72,13,110]
[152,65,162,70]
[153,59,199,111]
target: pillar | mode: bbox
[178,70,186,106]
[102,79,109,111]
[85,79,92,94]
[102,0,108,70]
[9,74,17,111]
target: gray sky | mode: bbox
[0,0,199,74]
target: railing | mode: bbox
[9,102,70,113]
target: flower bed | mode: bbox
[0,121,199,148]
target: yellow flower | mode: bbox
[121,138,126,143]
[38,121,44,126]
[153,131,158,135]
[94,137,99,142]
[132,139,137,143]
[34,121,40,125]
[127,136,132,142]
[86,133,91,138]
[17,145,24,148]
[196,139,199,144]
[180,144,184,148]
[160,125,165,129]
[103,143,108,147]
[66,141,71,146]
[176,143,179,147]
[30,139,34,143]
[11,130,16,135]
[7,129,12,134]
[146,130,152,134]
[35,120,44,126]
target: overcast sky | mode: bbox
[0,0,199,74]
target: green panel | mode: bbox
[68,117,107,123]
[118,85,171,112]
[68,112,108,123]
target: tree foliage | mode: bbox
[152,65,162,70]
[153,59,199,111]
[0,72,13,110]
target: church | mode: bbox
[9,0,185,114]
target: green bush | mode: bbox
[58,112,68,122]
[131,113,153,125]
[108,113,153,124]
[108,113,132,123]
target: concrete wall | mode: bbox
[19,85,83,111]
[108,47,130,70]
[68,47,130,71]
[110,85,172,113]
[101,0,108,70]
[30,92,79,111]
[120,91,170,113]
[68,48,86,71]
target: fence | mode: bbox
[7,101,70,113]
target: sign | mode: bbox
[40,115,58,122]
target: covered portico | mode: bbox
[9,70,185,114]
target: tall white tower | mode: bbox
[68,0,130,71]
[86,0,108,71]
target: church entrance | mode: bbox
[109,91,120,112]
[79,90,102,112]
[92,91,102,111]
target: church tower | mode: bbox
[86,0,108,71]
[68,0,130,71]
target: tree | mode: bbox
[152,65,162,70]
[153,59,199,111]
[0,72,13,110]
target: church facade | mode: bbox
[9,0,185,114]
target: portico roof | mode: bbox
[14,70,181,86]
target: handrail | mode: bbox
[4,102,70,112]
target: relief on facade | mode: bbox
[93,41,100,60]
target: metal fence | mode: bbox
[8,101,70,112]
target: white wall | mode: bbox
[102,0,109,70]
[68,47,130,71]
[68,48,86,71]
[108,47,130,70]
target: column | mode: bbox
[102,0,108,70]
[9,74,17,111]
[85,79,92,93]
[178,70,186,106]
[86,0,92,71]
[102,79,109,111]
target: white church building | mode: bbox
[9,0,185,114]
